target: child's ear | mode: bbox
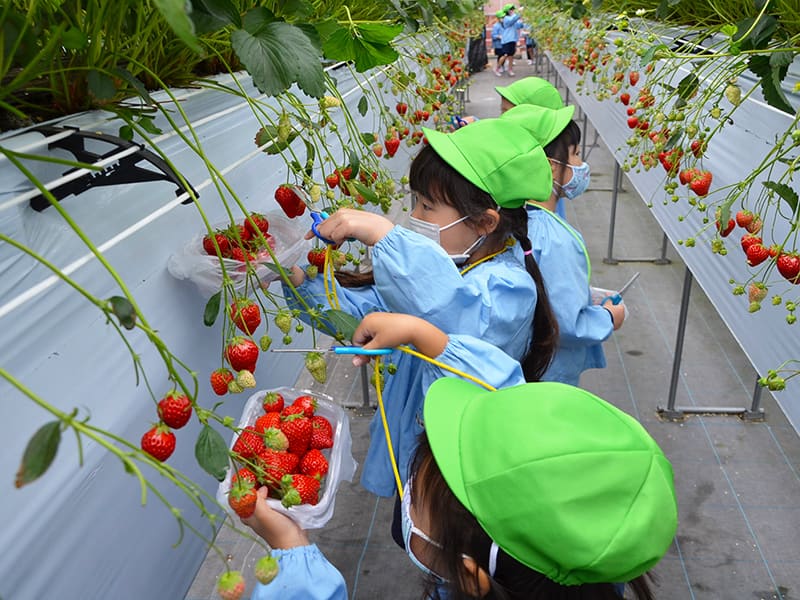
[461,556,492,597]
[476,209,500,235]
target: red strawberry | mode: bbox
[291,394,317,417]
[658,148,683,174]
[210,368,234,396]
[202,232,231,257]
[225,337,259,372]
[396,102,408,115]
[141,424,176,462]
[689,170,712,196]
[274,185,306,218]
[157,391,192,429]
[776,252,800,283]
[217,570,245,600]
[256,448,299,489]
[736,210,753,229]
[385,137,401,157]
[229,299,262,335]
[626,116,639,129]
[231,467,258,486]
[325,172,340,188]
[372,143,384,157]
[281,473,321,507]
[619,92,630,105]
[740,233,762,252]
[626,107,636,116]
[255,412,282,433]
[768,244,780,258]
[746,243,770,266]
[300,448,329,478]
[716,218,735,237]
[310,415,334,449]
[746,216,762,234]
[629,71,640,86]
[228,478,258,518]
[280,411,312,455]
[262,391,284,413]
[339,166,354,180]
[232,427,265,460]
[307,247,326,270]
[244,213,269,238]
[690,139,704,158]
[679,168,697,186]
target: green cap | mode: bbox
[503,3,515,10]
[501,104,576,146]
[496,76,564,110]
[495,9,506,17]
[423,379,677,586]
[423,119,553,206]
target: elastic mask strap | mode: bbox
[489,542,499,578]
[439,214,469,232]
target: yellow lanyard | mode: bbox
[525,202,591,281]
[459,237,514,276]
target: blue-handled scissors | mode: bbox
[271,346,393,356]
[601,272,640,305]
[310,210,335,245]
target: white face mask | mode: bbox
[406,215,486,265]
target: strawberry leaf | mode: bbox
[361,132,376,145]
[350,181,379,203]
[190,0,242,32]
[204,291,221,327]
[88,70,116,101]
[763,181,798,214]
[675,73,699,101]
[748,54,794,114]
[357,95,369,116]
[321,23,403,72]
[195,424,230,481]
[232,10,325,98]
[324,309,360,341]
[15,421,61,488]
[108,296,137,330]
[153,0,202,53]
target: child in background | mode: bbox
[242,316,678,599]
[494,4,524,77]
[503,103,625,386]
[490,11,505,74]
[281,118,558,502]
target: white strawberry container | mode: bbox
[167,209,311,297]
[216,386,358,529]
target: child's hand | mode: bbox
[602,299,626,331]
[304,208,394,246]
[351,313,448,366]
[241,486,310,549]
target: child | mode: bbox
[281,118,558,501]
[494,5,524,77]
[490,11,505,74]
[243,316,678,599]
[503,103,625,386]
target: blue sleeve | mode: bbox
[531,214,613,345]
[418,335,526,392]
[503,13,520,27]
[250,545,347,600]
[371,227,535,358]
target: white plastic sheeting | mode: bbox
[0,54,426,599]
[547,45,800,433]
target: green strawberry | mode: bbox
[305,352,327,384]
[275,310,292,335]
[259,335,273,352]
[254,554,279,585]
[217,570,246,600]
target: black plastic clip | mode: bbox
[28,125,198,212]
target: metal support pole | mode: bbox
[603,162,621,265]
[581,113,588,158]
[743,377,766,421]
[655,233,671,265]
[658,267,693,420]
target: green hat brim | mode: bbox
[502,104,575,146]
[423,121,553,206]
[496,77,564,110]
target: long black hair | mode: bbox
[409,144,558,381]
[545,119,582,191]
[410,435,658,600]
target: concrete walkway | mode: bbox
[186,55,800,600]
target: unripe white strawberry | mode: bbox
[228,379,244,394]
[237,369,256,389]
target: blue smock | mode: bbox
[500,13,522,44]
[491,22,504,49]
[249,338,525,599]
[283,226,535,497]
[515,205,612,386]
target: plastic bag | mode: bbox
[167,210,310,297]
[216,387,358,530]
